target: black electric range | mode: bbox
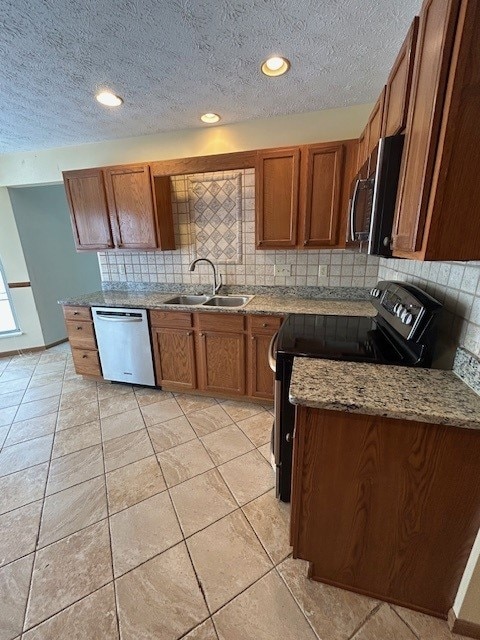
[272,281,443,502]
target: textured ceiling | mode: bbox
[0,0,422,153]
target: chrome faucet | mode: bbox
[189,258,222,296]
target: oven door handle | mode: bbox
[268,331,278,373]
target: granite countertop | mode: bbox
[59,291,376,317]
[289,357,480,430]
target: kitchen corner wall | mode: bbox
[378,258,480,362]
[99,168,380,291]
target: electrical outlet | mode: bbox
[274,265,291,277]
[318,265,329,278]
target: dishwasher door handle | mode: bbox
[95,314,143,323]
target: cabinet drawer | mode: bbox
[150,310,193,329]
[248,315,282,333]
[63,305,92,322]
[197,313,245,333]
[71,348,102,377]
[66,320,97,349]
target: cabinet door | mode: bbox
[383,18,419,137]
[248,333,275,400]
[300,143,345,248]
[367,88,386,156]
[197,331,245,395]
[393,0,460,254]
[255,148,300,248]
[357,127,369,172]
[152,327,196,390]
[104,164,158,249]
[63,169,114,251]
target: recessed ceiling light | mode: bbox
[200,113,221,124]
[96,91,123,107]
[261,56,290,77]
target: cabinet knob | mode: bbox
[262,323,267,327]
[187,331,192,336]
[199,332,205,337]
[82,354,88,359]
[73,311,79,316]
[76,326,82,330]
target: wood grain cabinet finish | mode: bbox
[291,406,480,618]
[255,148,300,248]
[63,169,114,251]
[196,313,246,396]
[247,315,282,400]
[152,327,196,390]
[383,17,419,137]
[256,142,355,250]
[62,306,102,377]
[391,0,480,261]
[356,90,386,172]
[104,164,175,250]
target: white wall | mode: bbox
[0,104,372,187]
[0,188,45,353]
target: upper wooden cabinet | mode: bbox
[256,140,355,250]
[255,148,300,248]
[356,89,386,172]
[63,164,175,252]
[63,169,114,251]
[383,17,419,137]
[393,0,480,260]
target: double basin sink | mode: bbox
[164,294,253,308]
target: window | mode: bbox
[0,259,20,335]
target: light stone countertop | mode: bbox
[59,291,376,317]
[289,358,480,429]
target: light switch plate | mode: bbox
[318,265,329,278]
[274,265,291,277]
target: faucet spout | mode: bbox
[189,258,222,296]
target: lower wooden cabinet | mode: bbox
[291,406,480,618]
[247,315,282,400]
[62,305,102,378]
[197,330,245,395]
[151,327,196,391]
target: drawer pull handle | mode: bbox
[73,312,79,316]
[82,354,88,359]
[76,326,82,330]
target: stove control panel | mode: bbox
[370,282,428,339]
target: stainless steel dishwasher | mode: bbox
[92,307,155,386]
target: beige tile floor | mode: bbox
[0,343,471,640]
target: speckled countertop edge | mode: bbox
[289,357,480,430]
[58,291,376,317]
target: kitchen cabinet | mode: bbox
[382,17,419,137]
[357,89,386,172]
[63,305,102,377]
[256,140,356,250]
[63,164,175,252]
[291,406,480,618]
[150,311,196,390]
[63,169,114,251]
[247,315,282,400]
[196,314,246,396]
[392,0,480,260]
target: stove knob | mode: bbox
[370,288,380,297]
[396,305,405,318]
[402,312,414,325]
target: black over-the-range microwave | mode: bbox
[348,134,404,257]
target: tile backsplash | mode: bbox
[378,258,480,361]
[98,168,380,291]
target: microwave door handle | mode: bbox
[349,178,361,241]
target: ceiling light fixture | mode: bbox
[96,91,123,107]
[200,113,221,124]
[261,56,290,77]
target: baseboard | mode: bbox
[449,609,480,639]
[0,338,68,359]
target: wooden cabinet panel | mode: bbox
[393,0,460,254]
[249,315,282,333]
[63,169,114,251]
[65,320,97,350]
[291,406,480,617]
[255,148,300,248]
[197,313,245,333]
[104,164,158,250]
[71,348,102,377]
[63,305,92,322]
[383,18,419,137]
[367,88,386,157]
[197,330,245,395]
[356,127,369,173]
[150,310,193,329]
[152,327,196,390]
[248,333,275,400]
[300,143,345,247]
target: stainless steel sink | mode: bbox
[202,296,252,308]
[164,295,210,305]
